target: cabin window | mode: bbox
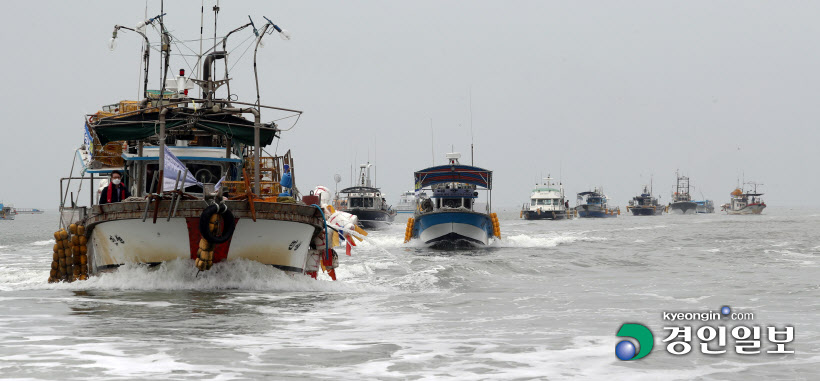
[349,198,373,208]
[443,198,461,208]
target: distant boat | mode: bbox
[576,187,619,218]
[721,182,766,215]
[0,203,16,220]
[15,208,45,214]
[520,177,572,220]
[670,171,697,214]
[405,152,498,248]
[336,163,396,229]
[395,191,418,214]
[693,200,715,214]
[627,185,665,216]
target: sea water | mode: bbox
[0,209,818,380]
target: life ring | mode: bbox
[199,204,236,244]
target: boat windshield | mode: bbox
[349,198,374,208]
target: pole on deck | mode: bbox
[254,113,261,195]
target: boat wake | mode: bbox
[1,259,387,293]
[492,233,607,248]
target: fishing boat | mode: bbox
[335,163,396,229]
[721,183,766,215]
[694,200,715,214]
[49,7,340,283]
[576,188,619,218]
[404,153,499,248]
[669,171,697,214]
[0,203,16,220]
[626,185,665,216]
[15,208,45,214]
[520,177,572,220]
[395,191,417,214]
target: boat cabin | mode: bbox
[577,188,610,209]
[413,153,493,215]
[337,186,391,212]
[431,182,479,210]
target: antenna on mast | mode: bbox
[469,87,474,166]
[374,136,377,187]
[198,0,204,79]
[430,118,434,165]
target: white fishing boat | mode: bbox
[49,6,340,283]
[520,177,572,220]
[721,182,766,215]
[395,191,417,214]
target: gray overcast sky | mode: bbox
[1,1,818,209]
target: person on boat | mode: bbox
[99,171,130,204]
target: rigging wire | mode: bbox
[227,34,255,73]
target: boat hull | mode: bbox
[85,200,323,273]
[346,208,396,229]
[522,210,567,220]
[726,204,766,215]
[576,205,617,218]
[412,210,494,247]
[630,206,664,216]
[670,201,698,214]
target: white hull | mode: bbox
[726,204,766,215]
[83,200,323,273]
[419,222,489,245]
[88,217,315,272]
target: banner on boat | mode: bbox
[162,146,223,191]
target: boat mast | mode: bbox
[198,0,204,79]
[157,1,171,193]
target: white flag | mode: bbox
[163,146,200,191]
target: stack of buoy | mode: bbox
[490,213,501,238]
[70,224,89,281]
[195,214,218,271]
[404,217,414,243]
[48,229,69,283]
[48,224,88,283]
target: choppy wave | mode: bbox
[30,240,55,246]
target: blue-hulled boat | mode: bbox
[405,153,499,248]
[576,188,619,218]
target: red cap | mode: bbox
[179,69,185,76]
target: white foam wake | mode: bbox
[492,233,607,248]
[2,259,390,293]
